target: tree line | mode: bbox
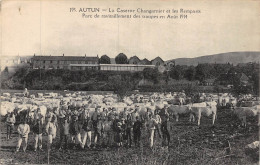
[1,62,259,96]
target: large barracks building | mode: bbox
[31,54,175,72]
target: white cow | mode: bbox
[190,104,217,126]
[233,105,259,127]
[167,105,191,122]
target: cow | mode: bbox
[167,105,191,122]
[233,105,259,127]
[190,103,217,126]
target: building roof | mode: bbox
[239,73,249,81]
[129,56,141,61]
[141,58,151,65]
[32,55,98,61]
[151,56,164,62]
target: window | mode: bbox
[50,60,52,64]
[43,60,45,63]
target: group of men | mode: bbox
[6,103,171,152]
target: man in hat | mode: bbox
[125,113,133,147]
[32,117,43,151]
[81,116,93,149]
[92,108,99,128]
[6,112,15,140]
[103,116,112,148]
[45,116,57,151]
[16,119,30,152]
[93,115,103,148]
[70,115,82,149]
[133,116,142,147]
[59,116,70,150]
[154,109,162,139]
[160,105,170,147]
[121,118,127,146]
[112,113,120,145]
[147,114,158,148]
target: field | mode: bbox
[0,107,259,165]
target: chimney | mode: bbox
[34,53,35,56]
[63,54,64,56]
[85,54,86,58]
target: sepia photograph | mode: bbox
[0,0,260,164]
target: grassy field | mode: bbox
[0,108,259,165]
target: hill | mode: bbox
[171,52,260,66]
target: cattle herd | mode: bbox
[1,91,259,126]
[0,90,259,153]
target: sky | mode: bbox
[1,0,260,61]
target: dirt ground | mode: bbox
[0,108,259,165]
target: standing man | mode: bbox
[69,115,82,149]
[32,118,43,152]
[93,115,103,148]
[16,119,30,152]
[6,112,16,140]
[160,106,170,147]
[92,108,99,131]
[45,116,57,151]
[125,114,132,148]
[81,116,93,149]
[103,116,112,148]
[59,116,70,150]
[147,114,158,148]
[133,116,142,147]
[154,110,162,138]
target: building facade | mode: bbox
[100,64,155,71]
[151,57,164,66]
[31,55,99,70]
[129,56,141,64]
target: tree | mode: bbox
[169,65,185,80]
[143,68,161,84]
[131,72,143,88]
[184,66,196,81]
[115,53,128,64]
[251,71,259,96]
[108,75,133,101]
[195,64,208,81]
[99,55,111,64]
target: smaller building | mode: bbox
[151,56,164,66]
[239,73,249,85]
[129,56,141,64]
[140,58,151,65]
